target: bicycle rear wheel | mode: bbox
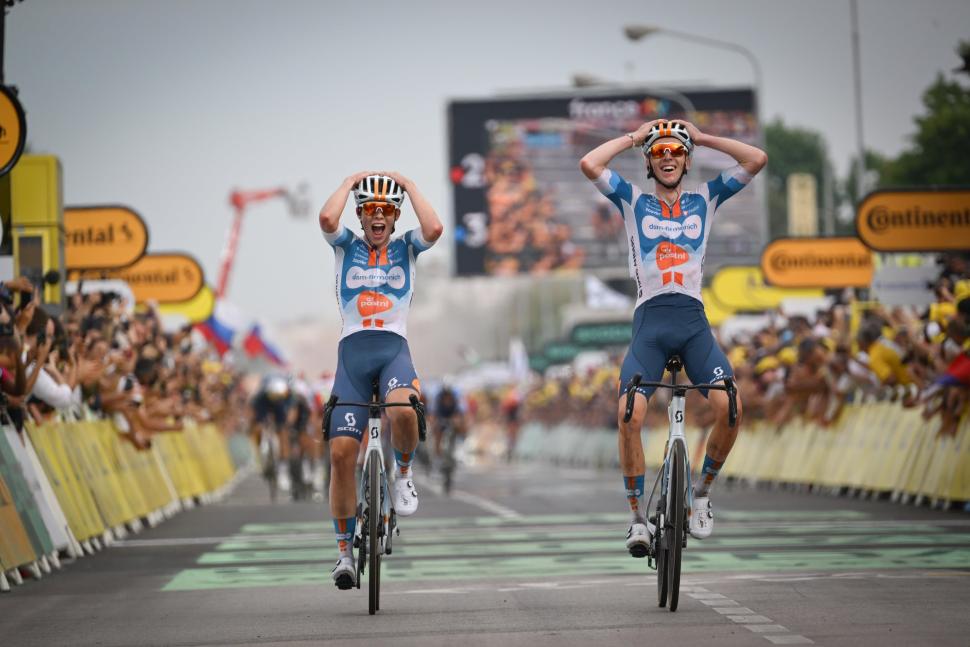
[367,458,381,615]
[667,440,687,612]
[656,492,668,607]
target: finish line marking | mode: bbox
[688,587,814,645]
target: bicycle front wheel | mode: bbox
[368,458,381,615]
[667,439,687,612]
[656,490,668,607]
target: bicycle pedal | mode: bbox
[628,544,649,558]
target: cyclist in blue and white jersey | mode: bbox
[319,171,443,589]
[580,120,767,555]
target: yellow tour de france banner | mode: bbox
[64,206,149,270]
[710,266,824,312]
[856,188,970,252]
[69,252,204,303]
[156,284,215,323]
[761,237,874,288]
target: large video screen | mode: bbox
[448,89,765,277]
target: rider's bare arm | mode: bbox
[381,171,444,243]
[579,119,665,179]
[318,170,377,234]
[679,120,767,176]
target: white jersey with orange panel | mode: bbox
[592,165,753,308]
[323,225,434,341]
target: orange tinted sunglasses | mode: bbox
[647,142,689,159]
[360,202,397,216]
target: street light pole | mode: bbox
[850,0,867,204]
[623,25,763,129]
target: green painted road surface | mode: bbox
[164,509,970,591]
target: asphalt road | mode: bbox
[3,458,970,647]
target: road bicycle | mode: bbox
[323,382,426,615]
[622,355,737,612]
[438,418,459,496]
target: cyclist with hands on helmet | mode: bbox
[318,170,442,589]
[580,118,766,556]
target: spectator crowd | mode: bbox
[511,253,970,437]
[0,278,247,449]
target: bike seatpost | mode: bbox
[724,378,738,428]
[623,374,643,423]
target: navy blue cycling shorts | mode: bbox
[618,293,733,399]
[329,331,420,442]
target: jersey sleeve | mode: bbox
[404,228,435,258]
[592,169,636,214]
[322,224,354,249]
[702,164,754,210]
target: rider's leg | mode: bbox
[617,391,649,523]
[695,388,743,497]
[329,436,361,545]
[386,387,419,476]
[329,434,361,589]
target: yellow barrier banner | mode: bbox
[0,472,37,570]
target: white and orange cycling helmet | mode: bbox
[353,174,405,208]
[641,121,694,155]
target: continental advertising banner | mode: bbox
[761,237,873,288]
[69,252,204,303]
[856,188,970,252]
[64,205,149,270]
[448,88,765,276]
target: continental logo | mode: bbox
[71,253,204,303]
[857,189,970,252]
[761,238,872,289]
[65,206,149,270]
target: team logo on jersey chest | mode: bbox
[346,265,406,290]
[357,291,393,316]
[641,214,702,240]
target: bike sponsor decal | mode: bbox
[641,214,702,240]
[356,291,393,317]
[346,265,406,290]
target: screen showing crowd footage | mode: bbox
[449,90,765,277]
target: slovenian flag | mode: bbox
[243,324,286,366]
[195,300,247,356]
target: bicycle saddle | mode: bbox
[665,356,683,373]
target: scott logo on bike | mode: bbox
[675,410,684,423]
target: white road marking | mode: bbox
[764,636,813,645]
[746,625,791,634]
[728,615,773,623]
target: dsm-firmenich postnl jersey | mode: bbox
[323,225,434,341]
[593,166,752,308]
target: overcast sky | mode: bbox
[8,0,968,331]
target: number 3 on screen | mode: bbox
[462,212,488,248]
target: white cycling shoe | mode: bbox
[626,520,654,558]
[393,471,419,517]
[689,496,714,539]
[331,555,356,590]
